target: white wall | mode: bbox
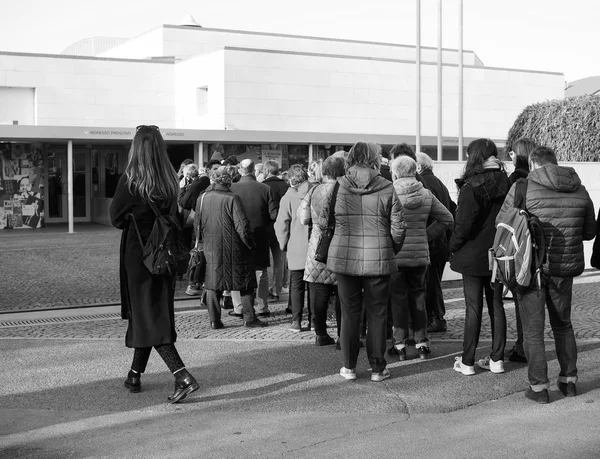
[0,87,35,125]
[221,48,564,138]
[0,53,175,127]
[102,26,481,66]
[174,51,225,129]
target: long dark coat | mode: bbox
[109,175,177,348]
[196,183,257,292]
[231,174,278,269]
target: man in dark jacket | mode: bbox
[498,146,596,404]
[416,152,457,332]
[197,167,267,329]
[230,159,278,317]
[262,160,289,299]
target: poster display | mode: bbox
[262,149,283,166]
[0,143,44,229]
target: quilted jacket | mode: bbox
[274,180,314,270]
[322,166,406,276]
[393,178,454,268]
[498,164,596,278]
[449,168,510,276]
[298,181,337,284]
[197,183,257,292]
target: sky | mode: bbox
[1,0,599,83]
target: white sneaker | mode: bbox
[371,368,391,382]
[477,356,505,374]
[340,367,357,380]
[454,357,475,376]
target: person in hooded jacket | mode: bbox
[450,138,510,377]
[499,146,595,403]
[388,156,453,360]
[323,141,406,382]
[504,137,537,364]
[275,165,314,332]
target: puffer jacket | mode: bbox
[197,183,257,292]
[298,181,337,284]
[498,165,596,277]
[393,178,454,268]
[322,166,406,276]
[449,167,510,276]
[274,180,314,270]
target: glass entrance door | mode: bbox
[44,146,91,223]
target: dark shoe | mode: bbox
[525,388,549,404]
[285,307,292,314]
[228,311,243,318]
[185,284,203,296]
[124,370,141,393]
[418,346,431,360]
[557,381,577,397]
[211,321,224,330]
[508,349,527,363]
[387,346,406,361]
[257,311,271,318]
[315,335,336,346]
[427,319,447,333]
[245,318,268,328]
[335,338,341,350]
[222,296,234,310]
[168,369,199,403]
[268,293,279,301]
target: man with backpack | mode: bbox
[496,146,596,404]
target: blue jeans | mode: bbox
[517,276,577,391]
[461,274,506,366]
[337,274,389,373]
[390,267,429,348]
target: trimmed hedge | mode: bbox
[506,95,600,162]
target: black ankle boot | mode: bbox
[124,370,141,393]
[168,368,199,403]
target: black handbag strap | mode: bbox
[325,181,340,228]
[130,198,174,248]
[194,193,206,249]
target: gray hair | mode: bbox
[263,160,280,177]
[287,164,308,187]
[239,158,255,175]
[183,163,199,179]
[392,156,417,178]
[416,152,434,171]
[209,166,233,186]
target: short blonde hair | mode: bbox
[391,156,417,178]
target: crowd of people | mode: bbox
[110,125,599,404]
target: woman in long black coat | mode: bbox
[197,166,267,328]
[110,125,199,403]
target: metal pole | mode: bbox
[67,140,74,234]
[308,143,314,164]
[416,0,421,155]
[437,0,443,160]
[458,0,464,161]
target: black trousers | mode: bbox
[131,344,184,374]
[426,253,447,322]
[337,274,390,373]
[308,282,340,337]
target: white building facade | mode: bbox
[0,22,564,229]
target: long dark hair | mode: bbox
[459,138,502,182]
[512,137,536,171]
[125,126,178,202]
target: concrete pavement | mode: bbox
[1,224,600,458]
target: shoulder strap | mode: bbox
[326,181,340,228]
[514,178,528,211]
[194,193,206,249]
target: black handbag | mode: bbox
[314,181,340,263]
[188,193,206,270]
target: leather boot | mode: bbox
[168,368,199,403]
[124,370,141,393]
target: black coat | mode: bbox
[262,176,289,207]
[178,176,210,211]
[420,169,457,259]
[197,183,257,292]
[508,166,529,185]
[449,168,510,276]
[109,175,177,348]
[231,175,278,269]
[591,207,600,269]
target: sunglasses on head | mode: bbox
[136,125,159,131]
